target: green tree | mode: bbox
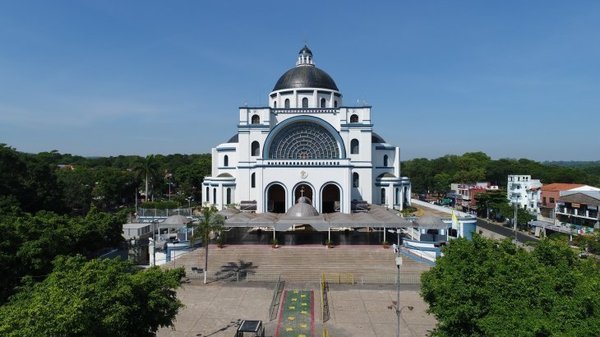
[56,167,95,215]
[0,255,184,337]
[433,172,452,195]
[190,206,224,284]
[133,155,160,202]
[421,236,600,337]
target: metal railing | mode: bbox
[269,276,285,321]
[321,273,330,322]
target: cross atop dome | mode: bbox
[296,45,314,66]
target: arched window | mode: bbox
[213,188,217,204]
[334,100,338,108]
[381,188,386,204]
[224,155,229,167]
[350,114,359,123]
[251,114,260,124]
[383,155,388,167]
[353,172,359,188]
[251,173,256,188]
[350,139,359,154]
[273,101,277,108]
[320,98,326,108]
[226,188,231,205]
[251,141,260,156]
[206,187,209,202]
[302,97,308,108]
[285,98,290,108]
[268,121,340,159]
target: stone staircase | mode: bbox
[165,244,431,284]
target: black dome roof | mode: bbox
[273,66,339,91]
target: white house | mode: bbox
[507,175,542,214]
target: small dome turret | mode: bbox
[273,46,339,91]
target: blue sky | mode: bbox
[1,1,599,161]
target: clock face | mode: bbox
[300,170,308,179]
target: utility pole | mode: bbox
[513,199,518,243]
[395,255,402,337]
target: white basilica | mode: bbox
[202,46,411,214]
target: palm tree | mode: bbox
[191,206,224,284]
[134,155,160,202]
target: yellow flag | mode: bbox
[452,211,461,238]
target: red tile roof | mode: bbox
[541,183,584,192]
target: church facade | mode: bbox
[202,46,411,214]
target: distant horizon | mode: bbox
[1,1,599,161]
[5,143,599,164]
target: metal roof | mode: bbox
[273,66,339,91]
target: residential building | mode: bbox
[507,175,542,214]
[451,182,499,213]
[540,183,584,218]
[556,190,600,232]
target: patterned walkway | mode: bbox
[275,289,314,337]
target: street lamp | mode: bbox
[395,254,403,337]
[513,195,519,244]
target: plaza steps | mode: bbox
[164,244,430,284]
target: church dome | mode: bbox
[285,196,320,217]
[273,46,339,91]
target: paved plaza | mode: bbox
[158,245,436,337]
[157,281,435,337]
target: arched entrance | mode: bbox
[266,184,286,213]
[321,184,341,213]
[294,183,314,204]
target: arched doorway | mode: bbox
[321,184,341,213]
[266,184,286,213]
[294,183,314,204]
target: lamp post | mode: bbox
[151,221,157,266]
[395,254,403,337]
[513,196,519,244]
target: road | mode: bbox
[476,219,539,244]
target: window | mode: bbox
[226,188,231,205]
[350,114,359,123]
[274,101,277,108]
[224,155,229,167]
[550,197,555,203]
[251,114,260,124]
[302,97,308,108]
[383,155,388,167]
[213,188,216,204]
[206,187,209,202]
[334,100,338,108]
[268,121,340,159]
[320,98,326,108]
[381,188,386,204]
[542,197,547,205]
[350,139,359,154]
[285,98,290,108]
[353,172,359,187]
[251,173,256,188]
[251,141,260,156]
[396,188,400,205]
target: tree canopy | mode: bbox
[402,152,600,194]
[421,236,600,337]
[0,256,185,337]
